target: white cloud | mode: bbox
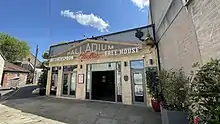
[131,0,149,10]
[61,10,109,32]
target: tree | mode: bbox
[38,68,48,87]
[0,33,30,62]
[42,50,49,60]
[38,50,50,87]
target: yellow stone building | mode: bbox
[46,26,158,105]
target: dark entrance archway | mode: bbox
[91,71,115,102]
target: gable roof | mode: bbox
[4,62,30,73]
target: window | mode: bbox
[131,60,144,69]
[63,65,77,72]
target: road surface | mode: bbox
[1,85,40,101]
[2,97,162,124]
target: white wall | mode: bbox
[0,55,5,85]
[33,68,43,84]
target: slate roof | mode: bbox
[50,25,153,48]
[4,62,30,73]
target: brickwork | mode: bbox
[188,0,220,63]
[2,72,28,88]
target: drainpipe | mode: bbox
[152,25,161,70]
[149,1,161,70]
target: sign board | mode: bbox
[78,74,84,84]
[50,47,141,62]
[79,52,100,60]
[50,56,74,62]
[65,42,139,56]
[105,47,139,56]
[50,40,142,62]
[67,42,115,56]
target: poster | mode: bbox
[78,74,84,84]
[134,73,142,85]
[134,85,144,96]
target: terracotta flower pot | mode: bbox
[151,99,161,112]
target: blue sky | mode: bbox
[0,0,149,61]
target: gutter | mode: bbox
[149,1,161,70]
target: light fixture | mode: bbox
[149,59,154,65]
[108,63,111,67]
[124,61,127,67]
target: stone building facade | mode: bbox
[2,62,29,88]
[46,26,158,105]
[149,0,220,74]
[21,52,43,84]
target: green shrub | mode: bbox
[188,59,220,124]
[159,69,189,112]
[38,69,48,87]
[145,67,160,100]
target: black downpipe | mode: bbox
[149,1,161,70]
[149,2,165,103]
[152,24,161,70]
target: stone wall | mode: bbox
[188,0,220,63]
[158,7,201,74]
[0,55,4,85]
[2,72,28,88]
[150,0,202,74]
[150,0,172,30]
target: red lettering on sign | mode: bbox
[79,52,100,60]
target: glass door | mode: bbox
[50,67,59,95]
[131,70,145,104]
[62,73,69,95]
[70,72,77,96]
[62,72,77,97]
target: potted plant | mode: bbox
[146,67,161,112]
[188,59,220,124]
[159,69,189,124]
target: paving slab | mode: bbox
[0,104,65,124]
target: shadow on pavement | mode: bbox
[5,85,40,100]
[2,97,161,124]
[0,89,16,101]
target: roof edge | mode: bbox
[3,70,30,73]
[4,61,30,73]
[50,25,153,48]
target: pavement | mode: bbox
[0,104,65,124]
[1,97,162,124]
